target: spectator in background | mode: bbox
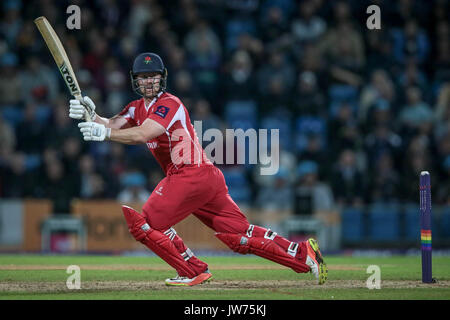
[96,143,126,197]
[434,83,450,135]
[297,43,327,89]
[330,149,365,206]
[127,0,156,40]
[61,136,82,181]
[14,103,45,154]
[15,20,40,58]
[0,0,22,46]
[82,33,109,90]
[436,156,450,205]
[292,71,326,117]
[117,171,151,203]
[317,2,365,89]
[398,86,433,136]
[398,59,428,93]
[191,99,223,134]
[364,124,403,171]
[236,32,264,63]
[365,29,397,76]
[257,51,295,96]
[102,143,127,177]
[400,153,430,202]
[254,140,297,189]
[294,160,334,214]
[255,168,293,212]
[359,69,396,125]
[165,47,187,76]
[368,152,400,203]
[389,0,427,27]
[318,1,365,70]
[435,129,450,178]
[42,159,76,213]
[171,69,200,109]
[170,0,200,35]
[1,152,36,198]
[222,50,257,102]
[44,100,80,147]
[400,135,432,201]
[259,5,291,53]
[391,19,430,65]
[259,0,296,22]
[298,133,329,178]
[79,154,107,199]
[364,99,393,133]
[19,55,59,104]
[259,74,292,115]
[291,0,326,45]
[118,37,139,67]
[184,20,222,100]
[326,32,364,88]
[103,57,129,117]
[0,52,22,106]
[76,69,95,100]
[147,169,164,193]
[0,113,16,159]
[260,5,288,43]
[328,101,361,154]
[433,21,450,84]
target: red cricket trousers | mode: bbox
[140,164,310,276]
[142,165,250,234]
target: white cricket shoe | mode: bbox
[165,270,213,287]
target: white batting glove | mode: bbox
[78,122,111,141]
[69,96,97,120]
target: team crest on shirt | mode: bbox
[154,105,169,118]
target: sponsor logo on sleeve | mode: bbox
[154,106,169,118]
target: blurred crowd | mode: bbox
[0,0,449,214]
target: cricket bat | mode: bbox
[34,16,93,121]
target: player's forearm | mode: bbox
[95,115,127,129]
[94,114,110,126]
[108,127,149,145]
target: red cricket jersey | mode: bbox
[119,92,212,175]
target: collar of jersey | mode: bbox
[144,91,164,112]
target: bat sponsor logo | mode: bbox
[59,62,79,94]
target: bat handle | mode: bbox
[74,93,93,122]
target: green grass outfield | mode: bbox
[0,254,449,300]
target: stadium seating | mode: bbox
[225,100,257,131]
[221,167,251,205]
[341,207,365,242]
[368,202,401,241]
[1,106,23,128]
[260,115,292,149]
[403,203,420,241]
[440,207,450,239]
[225,19,257,52]
[294,116,326,153]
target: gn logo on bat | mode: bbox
[59,62,79,95]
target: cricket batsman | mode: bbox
[69,52,328,286]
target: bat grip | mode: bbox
[74,94,93,122]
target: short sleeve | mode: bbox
[119,102,137,126]
[148,100,180,130]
